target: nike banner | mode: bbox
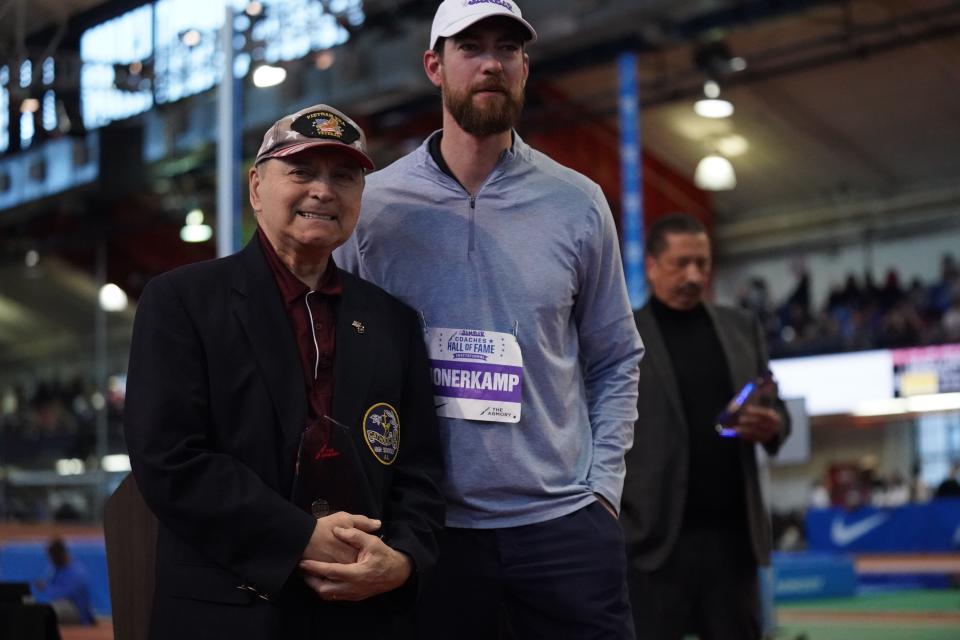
[806,499,960,552]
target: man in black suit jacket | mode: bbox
[621,214,790,640]
[124,104,444,639]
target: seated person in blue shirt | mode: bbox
[32,537,96,625]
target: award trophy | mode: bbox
[291,414,379,520]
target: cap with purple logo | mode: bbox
[254,104,374,172]
[430,0,537,50]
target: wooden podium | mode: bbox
[103,474,157,640]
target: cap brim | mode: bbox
[433,13,537,49]
[260,140,375,172]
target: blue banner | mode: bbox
[806,499,960,552]
[617,52,646,309]
[772,552,856,601]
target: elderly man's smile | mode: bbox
[296,211,337,221]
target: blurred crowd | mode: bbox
[0,377,125,469]
[807,456,931,511]
[0,376,125,521]
[737,253,960,358]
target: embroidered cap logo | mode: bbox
[314,114,344,138]
[290,110,361,145]
[464,0,516,12]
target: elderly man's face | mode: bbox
[249,147,364,259]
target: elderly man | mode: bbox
[336,2,643,637]
[124,104,444,639]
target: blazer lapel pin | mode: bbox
[351,320,366,334]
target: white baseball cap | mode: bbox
[430,0,538,50]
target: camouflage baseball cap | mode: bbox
[254,104,374,171]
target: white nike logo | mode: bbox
[830,512,890,546]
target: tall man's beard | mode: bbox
[443,81,525,136]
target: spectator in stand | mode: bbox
[877,301,923,348]
[836,274,864,309]
[929,254,960,315]
[878,269,905,312]
[809,479,830,509]
[911,462,931,503]
[739,277,783,351]
[933,462,960,499]
[942,297,960,342]
[882,472,911,507]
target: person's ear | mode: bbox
[424,49,443,89]
[249,165,262,213]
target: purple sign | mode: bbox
[430,359,522,403]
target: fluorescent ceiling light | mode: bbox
[181,208,213,243]
[99,283,129,312]
[56,458,85,476]
[253,64,286,88]
[694,154,737,191]
[694,98,734,119]
[181,223,213,243]
[716,134,749,157]
[102,454,132,472]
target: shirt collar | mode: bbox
[423,129,522,176]
[257,228,342,305]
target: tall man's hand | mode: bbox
[594,493,618,519]
[300,527,412,602]
[303,512,382,565]
[733,405,781,444]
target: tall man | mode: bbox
[621,213,791,639]
[335,1,643,637]
[124,104,444,639]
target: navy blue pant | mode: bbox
[416,501,636,639]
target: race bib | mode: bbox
[424,327,522,423]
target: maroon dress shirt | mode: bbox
[257,229,341,422]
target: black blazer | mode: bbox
[621,302,790,572]
[124,237,444,638]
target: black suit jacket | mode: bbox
[124,237,444,638]
[621,302,790,572]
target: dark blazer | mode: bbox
[621,302,790,573]
[124,237,444,639]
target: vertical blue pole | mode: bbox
[232,31,243,253]
[217,5,240,257]
[618,52,646,309]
